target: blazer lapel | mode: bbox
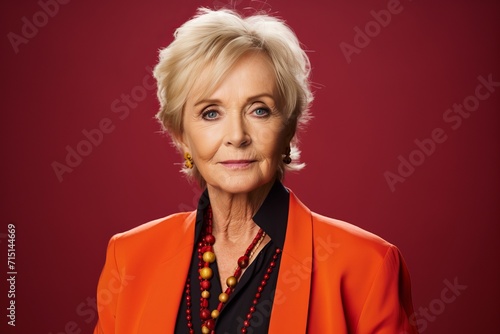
[137,211,197,333]
[269,191,313,333]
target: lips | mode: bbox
[219,160,256,169]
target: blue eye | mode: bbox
[254,108,270,117]
[202,110,219,120]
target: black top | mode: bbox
[174,180,289,334]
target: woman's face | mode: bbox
[181,52,287,194]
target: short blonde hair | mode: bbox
[153,8,313,185]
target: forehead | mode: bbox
[187,51,278,105]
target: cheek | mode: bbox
[253,122,286,155]
[186,128,220,161]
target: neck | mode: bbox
[206,180,275,243]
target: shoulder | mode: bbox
[114,211,193,239]
[288,190,394,261]
[311,212,393,256]
[304,214,415,333]
[309,211,404,280]
[108,211,196,260]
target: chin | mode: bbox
[210,175,273,195]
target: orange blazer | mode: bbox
[94,190,417,333]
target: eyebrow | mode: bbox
[194,93,275,107]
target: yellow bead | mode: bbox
[226,276,237,288]
[211,309,220,319]
[199,267,213,280]
[203,251,216,263]
[219,292,229,303]
[201,290,210,299]
[201,325,210,334]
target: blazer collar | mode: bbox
[269,190,313,333]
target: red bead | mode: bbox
[241,328,247,333]
[205,234,215,245]
[201,280,211,290]
[205,319,215,330]
[186,315,192,321]
[257,286,263,293]
[255,293,261,299]
[200,308,211,320]
[202,299,208,308]
[264,274,270,280]
[238,255,249,268]
[243,320,250,327]
[250,306,256,313]
[261,280,267,286]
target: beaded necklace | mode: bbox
[184,206,281,333]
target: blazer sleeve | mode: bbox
[355,245,418,334]
[93,235,120,334]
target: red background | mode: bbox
[1,0,499,333]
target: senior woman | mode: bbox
[94,8,417,334]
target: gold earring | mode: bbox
[283,147,292,164]
[184,152,194,169]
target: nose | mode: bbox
[224,112,251,148]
